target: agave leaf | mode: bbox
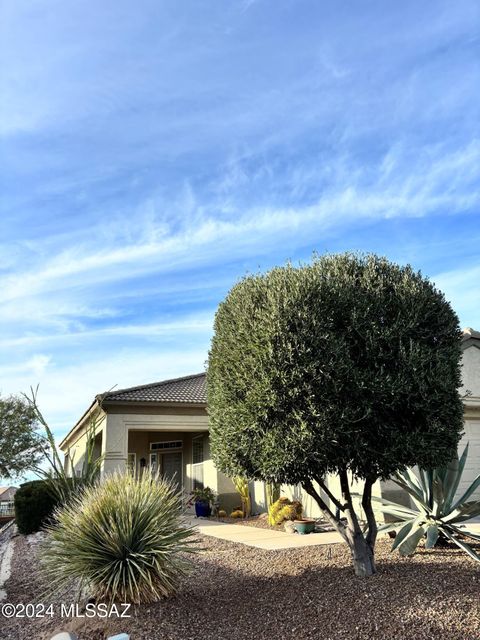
[450,472,480,513]
[425,524,439,549]
[442,445,469,512]
[371,495,419,516]
[392,520,416,551]
[432,476,445,518]
[395,468,427,503]
[397,524,426,556]
[391,477,429,513]
[445,503,480,525]
[442,528,480,563]
[461,530,480,542]
[378,521,405,534]
[416,467,431,506]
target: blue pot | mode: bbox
[294,519,315,535]
[195,501,211,517]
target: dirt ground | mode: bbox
[1,530,479,640]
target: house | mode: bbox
[59,328,480,516]
[0,487,16,518]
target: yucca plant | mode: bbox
[40,471,197,603]
[374,444,480,561]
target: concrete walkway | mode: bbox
[187,517,344,550]
[188,519,480,551]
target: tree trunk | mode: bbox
[347,530,376,577]
[303,471,378,578]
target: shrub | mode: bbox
[14,480,58,534]
[217,509,227,518]
[230,509,244,518]
[208,252,464,576]
[268,498,302,525]
[40,471,197,604]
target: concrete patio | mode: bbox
[187,517,344,550]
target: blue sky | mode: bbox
[0,0,479,442]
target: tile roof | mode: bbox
[462,328,480,350]
[100,372,207,405]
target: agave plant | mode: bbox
[374,444,480,561]
[40,470,197,603]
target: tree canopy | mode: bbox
[207,253,464,576]
[0,393,46,479]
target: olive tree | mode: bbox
[0,394,45,479]
[208,253,464,577]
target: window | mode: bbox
[192,436,205,490]
[0,501,14,516]
[192,438,204,464]
[127,452,136,476]
[151,440,183,451]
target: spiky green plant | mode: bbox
[24,386,102,505]
[232,476,251,517]
[374,444,480,561]
[40,471,197,603]
[268,497,303,525]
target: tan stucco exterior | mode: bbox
[61,331,480,518]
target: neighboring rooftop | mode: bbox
[0,487,16,499]
[462,327,480,349]
[99,372,207,405]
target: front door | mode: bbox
[160,451,183,487]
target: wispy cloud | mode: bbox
[1,0,478,445]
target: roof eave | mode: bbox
[101,399,207,409]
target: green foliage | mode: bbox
[189,486,216,505]
[208,253,463,484]
[268,497,302,525]
[24,386,102,505]
[0,394,45,479]
[40,471,197,604]
[232,476,251,517]
[14,480,58,534]
[375,444,480,562]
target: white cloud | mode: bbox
[1,139,478,309]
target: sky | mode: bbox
[0,0,479,444]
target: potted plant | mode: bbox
[188,487,216,517]
[294,519,316,535]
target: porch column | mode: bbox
[101,414,127,475]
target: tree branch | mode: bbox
[339,468,362,535]
[314,475,345,513]
[362,476,378,547]
[302,478,347,541]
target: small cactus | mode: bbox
[268,497,303,525]
[217,510,227,518]
[230,509,244,518]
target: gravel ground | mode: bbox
[1,531,479,640]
